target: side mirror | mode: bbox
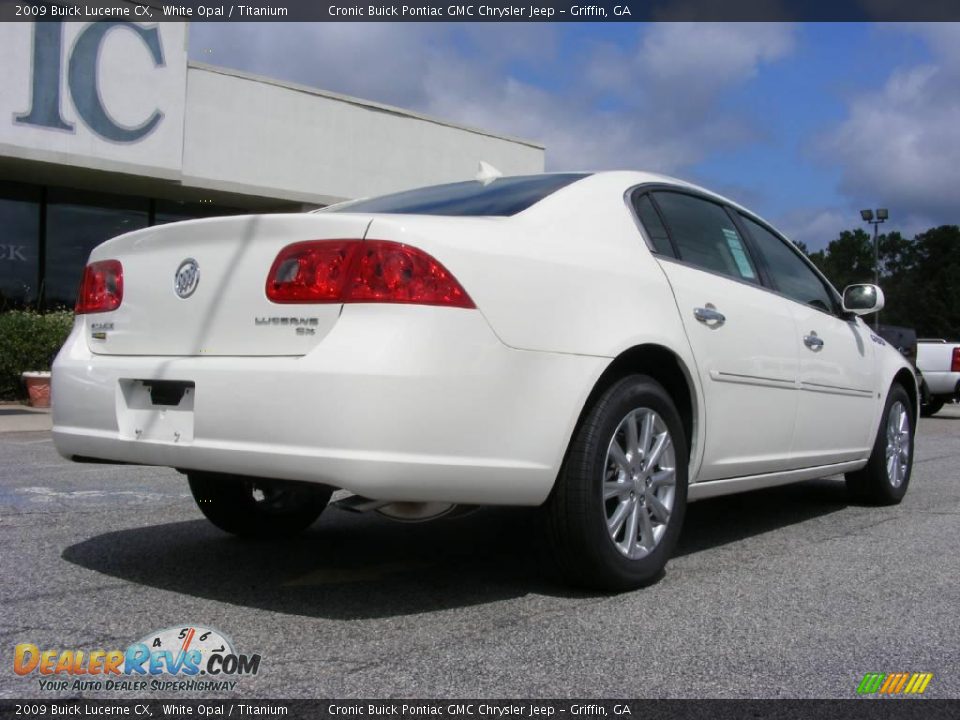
[842,284,885,316]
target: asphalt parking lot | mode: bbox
[1,406,959,699]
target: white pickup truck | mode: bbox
[917,339,960,416]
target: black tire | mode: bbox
[920,398,944,418]
[845,384,914,505]
[188,472,332,538]
[543,374,688,592]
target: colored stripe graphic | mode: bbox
[858,672,933,695]
[880,673,907,694]
[911,673,933,694]
[857,673,885,694]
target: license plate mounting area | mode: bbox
[117,379,196,444]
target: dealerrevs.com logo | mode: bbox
[14,625,262,693]
[857,672,934,696]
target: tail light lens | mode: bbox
[266,240,474,308]
[265,241,355,303]
[75,260,123,314]
[952,347,960,373]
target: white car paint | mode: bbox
[52,171,915,506]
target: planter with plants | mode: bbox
[0,309,74,407]
[21,370,53,408]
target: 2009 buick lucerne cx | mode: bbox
[52,172,916,590]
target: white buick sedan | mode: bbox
[52,172,916,590]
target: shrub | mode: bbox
[0,310,75,400]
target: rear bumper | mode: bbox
[52,305,607,506]
[922,371,960,399]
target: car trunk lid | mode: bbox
[84,213,371,356]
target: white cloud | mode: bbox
[188,23,797,173]
[816,23,960,232]
[776,208,859,250]
[189,23,437,107]
[634,23,794,89]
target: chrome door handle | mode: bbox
[803,332,824,351]
[694,306,725,326]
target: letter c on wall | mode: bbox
[68,22,165,143]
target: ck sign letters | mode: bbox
[17,22,165,142]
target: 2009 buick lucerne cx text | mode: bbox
[52,172,916,590]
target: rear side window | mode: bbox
[633,195,675,257]
[325,174,590,216]
[652,192,758,282]
[739,214,836,313]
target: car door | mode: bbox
[634,190,801,481]
[737,213,877,466]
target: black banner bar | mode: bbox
[3,0,960,22]
[2,700,960,720]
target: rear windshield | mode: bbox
[325,173,589,217]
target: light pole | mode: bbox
[860,208,888,330]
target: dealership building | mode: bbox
[0,21,544,308]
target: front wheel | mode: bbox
[543,375,688,592]
[188,472,332,538]
[845,384,914,505]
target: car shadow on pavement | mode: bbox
[675,477,850,557]
[62,478,851,619]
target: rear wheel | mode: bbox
[543,375,688,591]
[846,384,914,505]
[188,472,332,538]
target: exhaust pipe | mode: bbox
[331,494,458,522]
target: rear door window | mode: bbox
[651,191,758,282]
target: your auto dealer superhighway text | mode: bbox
[328,4,627,17]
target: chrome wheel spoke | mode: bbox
[646,432,672,471]
[604,481,628,500]
[624,414,640,466]
[637,507,655,550]
[647,493,670,523]
[650,468,676,490]
[639,412,654,464]
[608,441,630,473]
[623,501,640,556]
[607,500,631,536]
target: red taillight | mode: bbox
[266,240,474,308]
[75,260,123,314]
[952,347,960,373]
[265,241,355,303]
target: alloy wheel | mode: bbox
[602,408,677,559]
[885,400,911,488]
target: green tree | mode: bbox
[807,229,875,292]
[805,225,960,339]
[900,226,960,338]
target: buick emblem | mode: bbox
[174,259,200,299]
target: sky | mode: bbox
[188,22,960,250]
